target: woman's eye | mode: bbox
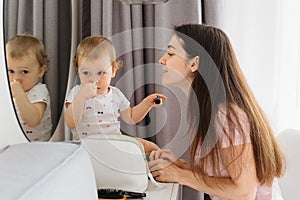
[97,71,105,76]
[167,52,174,56]
[21,70,29,74]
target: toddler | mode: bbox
[6,35,52,141]
[64,35,165,152]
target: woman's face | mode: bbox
[159,34,192,87]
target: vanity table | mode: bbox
[145,182,179,200]
[0,142,98,200]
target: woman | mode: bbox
[148,24,285,200]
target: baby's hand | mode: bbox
[10,80,25,98]
[78,82,97,99]
[145,93,167,107]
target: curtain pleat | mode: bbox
[44,0,59,129]
[90,0,102,35]
[33,0,43,36]
[17,0,33,32]
[82,0,91,38]
[202,0,225,26]
[4,0,17,37]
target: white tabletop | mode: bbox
[144,181,179,200]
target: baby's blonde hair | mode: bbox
[74,35,122,71]
[6,34,49,67]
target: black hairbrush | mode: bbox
[123,190,146,198]
[98,189,146,199]
[98,189,126,199]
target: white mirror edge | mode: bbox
[0,0,28,150]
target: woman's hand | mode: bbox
[148,149,190,183]
[149,149,189,169]
[148,158,183,183]
[149,149,177,162]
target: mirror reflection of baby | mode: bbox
[6,35,52,141]
[64,35,166,153]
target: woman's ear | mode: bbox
[190,56,199,73]
[39,65,47,77]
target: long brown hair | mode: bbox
[175,24,285,185]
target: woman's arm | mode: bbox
[149,144,257,200]
[149,149,190,170]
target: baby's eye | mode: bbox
[82,71,91,76]
[97,71,105,76]
[21,70,29,75]
[8,69,15,74]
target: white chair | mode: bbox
[81,133,174,199]
[277,129,300,200]
[81,133,149,193]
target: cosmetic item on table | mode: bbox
[154,96,161,104]
[98,189,146,199]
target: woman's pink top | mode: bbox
[195,105,284,200]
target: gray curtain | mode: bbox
[77,0,200,139]
[4,0,71,134]
[74,0,204,199]
[202,0,225,27]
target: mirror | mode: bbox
[3,0,199,143]
[4,0,71,141]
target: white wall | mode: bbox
[0,0,27,150]
[218,0,300,134]
[276,0,300,133]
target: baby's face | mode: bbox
[7,53,44,92]
[78,57,116,94]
